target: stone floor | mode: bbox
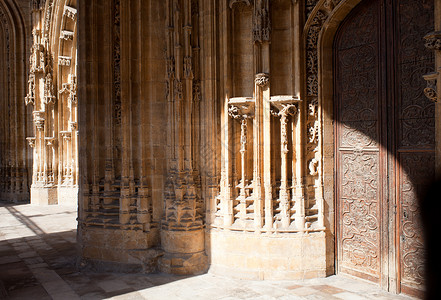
[0,203,418,300]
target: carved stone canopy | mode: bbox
[229,0,252,9]
[228,97,255,119]
[64,6,77,20]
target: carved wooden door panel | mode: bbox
[394,0,434,295]
[335,0,435,294]
[335,0,384,283]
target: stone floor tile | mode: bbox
[7,284,51,300]
[334,292,370,300]
[310,284,346,294]
[109,291,147,300]
[290,286,321,296]
[0,204,420,300]
[18,251,39,259]
[0,255,21,265]
[97,279,132,293]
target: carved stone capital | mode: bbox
[255,73,270,87]
[424,31,441,51]
[423,72,438,102]
[26,137,36,148]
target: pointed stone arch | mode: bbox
[25,0,78,205]
[0,0,32,202]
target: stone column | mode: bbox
[160,0,207,275]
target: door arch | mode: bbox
[333,0,435,296]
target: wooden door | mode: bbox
[334,0,435,295]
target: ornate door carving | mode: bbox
[335,0,434,294]
[394,0,435,294]
[335,0,383,283]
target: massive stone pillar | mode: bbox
[160,0,207,275]
[0,0,32,203]
[77,0,166,272]
[25,0,78,205]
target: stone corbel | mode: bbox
[270,96,301,116]
[228,97,255,120]
[423,72,438,102]
[424,31,441,51]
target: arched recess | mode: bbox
[25,0,78,205]
[307,0,436,296]
[0,0,32,202]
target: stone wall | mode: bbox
[0,0,33,203]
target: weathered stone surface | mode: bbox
[1,1,439,297]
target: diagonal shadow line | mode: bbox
[5,206,46,235]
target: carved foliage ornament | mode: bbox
[255,73,270,87]
[423,72,438,102]
[424,31,441,51]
